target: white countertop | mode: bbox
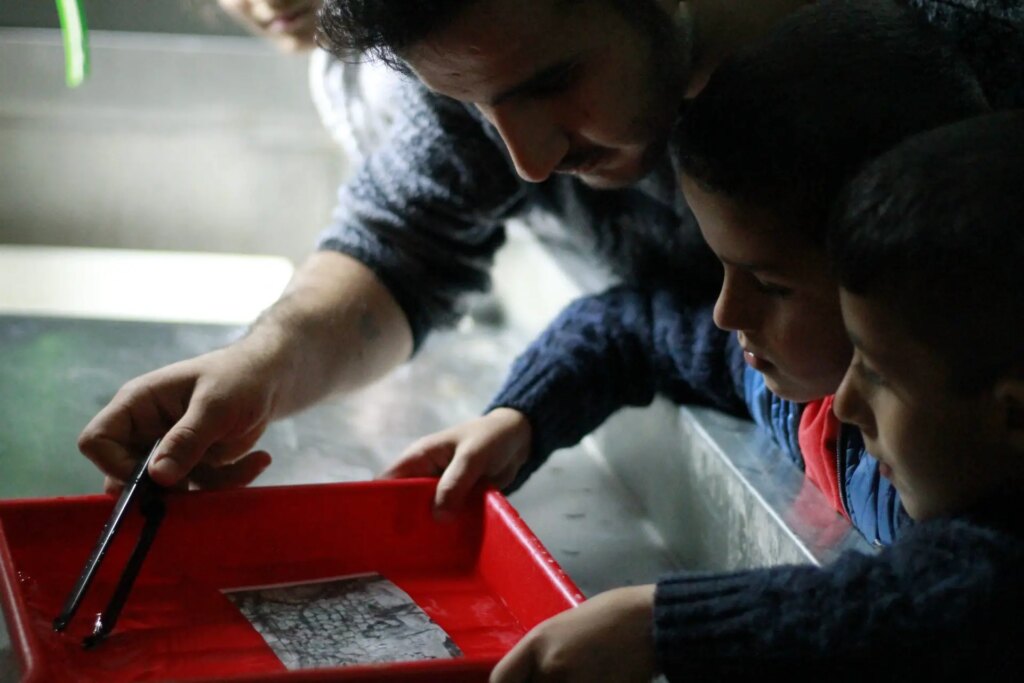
[0,245,293,324]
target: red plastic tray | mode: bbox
[0,480,583,682]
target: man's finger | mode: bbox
[103,475,125,497]
[78,400,151,482]
[188,451,272,490]
[148,400,228,486]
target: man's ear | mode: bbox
[994,377,1024,451]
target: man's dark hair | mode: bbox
[829,111,1024,393]
[317,0,478,70]
[317,0,669,72]
[671,0,989,246]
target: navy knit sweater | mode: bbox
[654,494,1024,678]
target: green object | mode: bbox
[55,0,89,87]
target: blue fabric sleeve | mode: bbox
[486,286,749,489]
[741,368,804,468]
[840,427,912,545]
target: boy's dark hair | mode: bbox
[316,0,666,72]
[672,0,989,246]
[829,111,1024,394]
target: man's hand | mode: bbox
[490,585,659,683]
[78,341,285,493]
[78,251,413,495]
[218,0,321,52]
[381,408,532,514]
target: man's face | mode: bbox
[834,290,1006,521]
[405,0,687,189]
[682,175,851,402]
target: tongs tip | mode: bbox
[53,438,166,648]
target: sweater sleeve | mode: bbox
[317,80,527,350]
[654,517,1024,679]
[487,287,748,490]
[905,0,1024,108]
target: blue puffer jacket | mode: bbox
[744,369,909,545]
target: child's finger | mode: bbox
[488,633,535,683]
[380,442,454,479]
[433,448,487,513]
[492,461,522,491]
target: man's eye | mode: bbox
[752,278,792,297]
[531,63,580,97]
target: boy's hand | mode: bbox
[490,585,658,683]
[381,408,532,514]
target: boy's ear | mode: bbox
[994,376,1024,451]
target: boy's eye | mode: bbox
[855,359,887,387]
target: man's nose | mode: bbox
[489,104,568,183]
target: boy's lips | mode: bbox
[870,451,895,480]
[739,338,774,372]
[743,350,773,372]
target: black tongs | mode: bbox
[53,438,167,649]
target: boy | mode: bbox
[492,110,1024,681]
[385,0,990,546]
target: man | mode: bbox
[80,0,1022,490]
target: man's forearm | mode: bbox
[244,250,414,419]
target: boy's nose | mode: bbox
[489,104,568,183]
[833,367,867,430]
[712,273,756,332]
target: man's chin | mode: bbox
[571,162,651,189]
[574,171,636,190]
[563,150,655,189]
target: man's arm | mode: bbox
[80,82,525,489]
[78,251,411,489]
[318,80,526,349]
[254,250,412,414]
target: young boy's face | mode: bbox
[833,290,1007,520]
[681,175,851,403]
